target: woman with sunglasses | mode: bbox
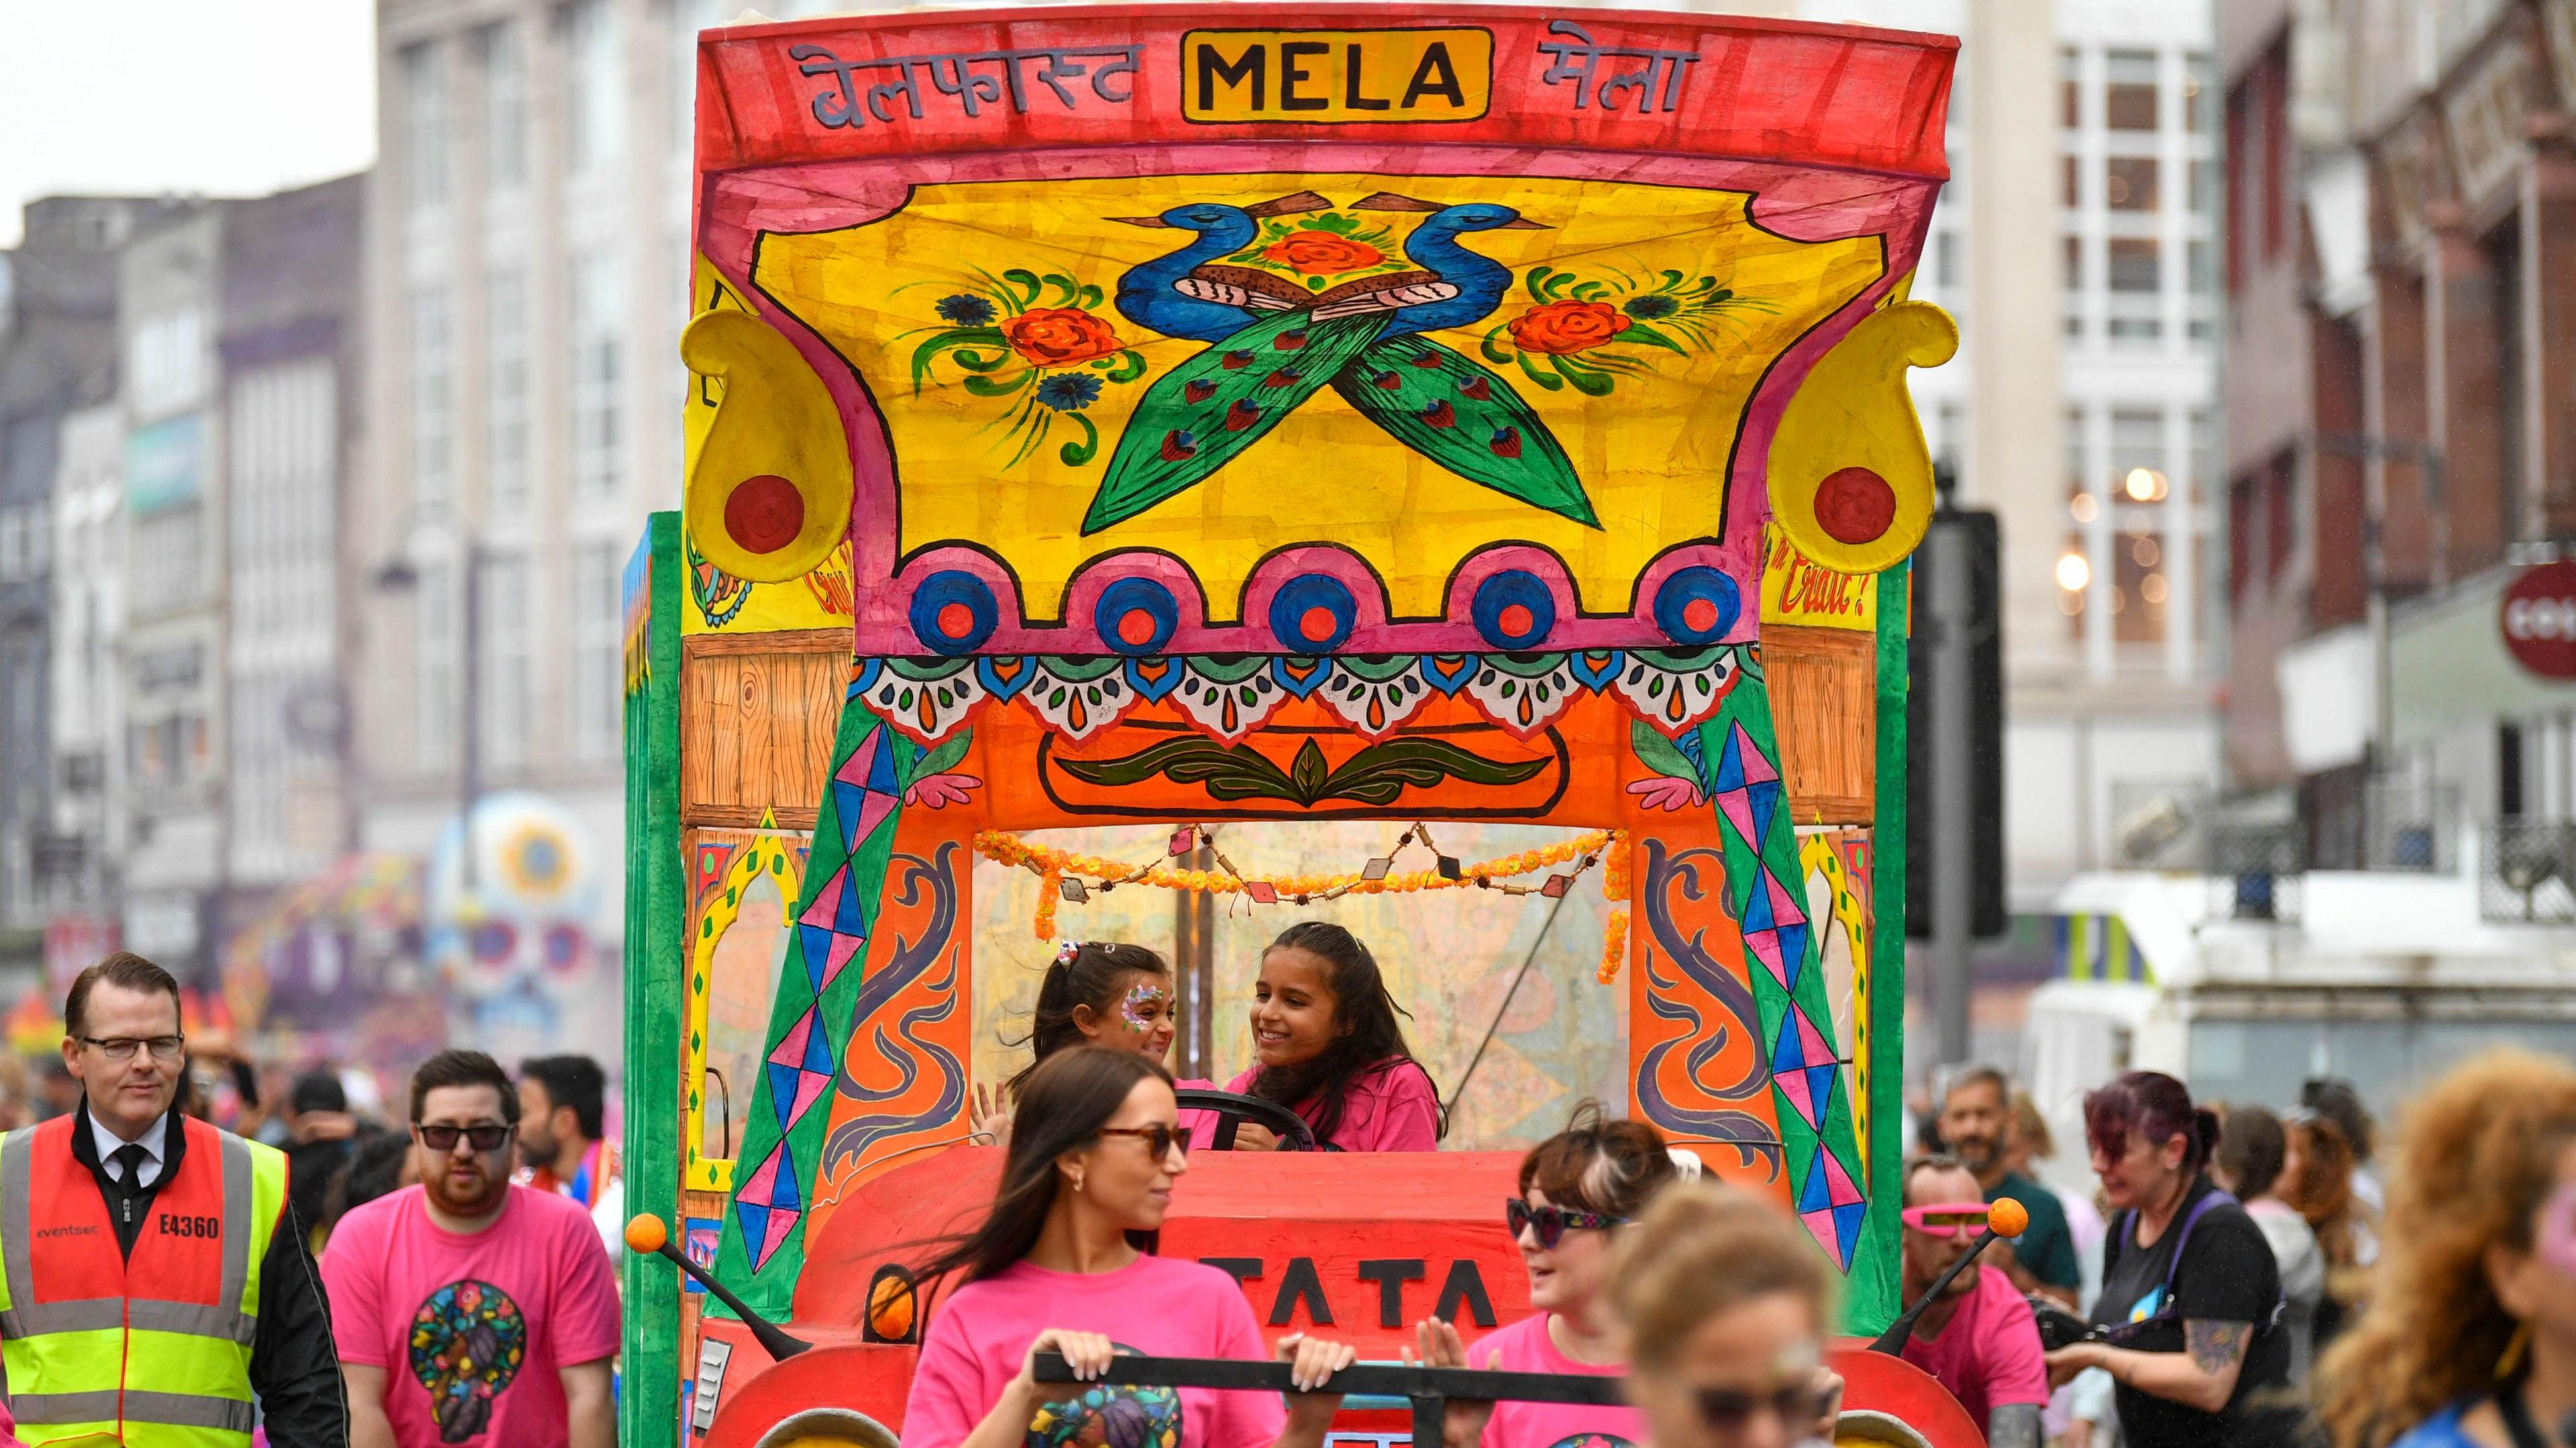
[1412,1105,1679,1448]
[2042,1070,2311,1448]
[2314,1050,2576,1448]
[1613,1181,1844,1448]
[904,1046,1359,1448]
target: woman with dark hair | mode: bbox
[973,941,1210,1150]
[2284,1109,2377,1349]
[1197,922,1440,1153]
[1413,1103,1686,1448]
[2043,1070,2310,1448]
[904,1046,1357,1448]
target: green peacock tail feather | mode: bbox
[1327,336,1597,528]
[1083,310,1389,534]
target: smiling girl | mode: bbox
[975,942,1215,1151]
[906,1047,1358,1448]
[1202,922,1442,1153]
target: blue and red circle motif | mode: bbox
[1095,577,1181,656]
[1652,565,1741,645]
[1267,574,1357,655]
[909,571,999,657]
[1470,569,1557,650]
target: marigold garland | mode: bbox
[1598,905,1631,984]
[974,826,1627,941]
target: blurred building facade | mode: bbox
[2224,0,2576,887]
[0,198,184,989]
[1806,0,2224,928]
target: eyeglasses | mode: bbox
[1692,1383,1822,1433]
[1505,1197,1627,1248]
[1901,1203,1992,1239]
[1096,1125,1188,1159]
[415,1123,513,1154]
[78,1035,184,1062]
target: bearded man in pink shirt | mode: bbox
[1898,1157,2050,1448]
[321,1050,619,1448]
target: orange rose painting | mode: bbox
[1507,300,1633,355]
[1000,308,1126,367]
[1479,264,1750,396]
[910,273,1150,468]
[1261,229,1386,274]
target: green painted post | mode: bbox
[621,512,686,1448]
[1856,559,1913,1335]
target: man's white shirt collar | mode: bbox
[91,1109,170,1188]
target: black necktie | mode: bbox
[111,1142,148,1194]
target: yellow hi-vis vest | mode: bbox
[0,1114,289,1447]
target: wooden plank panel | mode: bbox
[1764,623,1876,824]
[680,643,845,827]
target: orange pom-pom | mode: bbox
[624,1215,668,1255]
[1988,1198,2031,1239]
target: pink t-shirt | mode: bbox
[1896,1265,2049,1429]
[904,1254,1285,1448]
[1189,1059,1438,1152]
[1470,1313,1643,1448]
[321,1184,623,1448]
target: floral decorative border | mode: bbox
[852,646,1745,751]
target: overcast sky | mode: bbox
[0,0,377,248]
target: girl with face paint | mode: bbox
[975,942,1214,1152]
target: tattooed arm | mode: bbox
[2043,1320,2253,1414]
[1988,1404,2043,1448]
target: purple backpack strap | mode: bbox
[2159,1188,2239,1301]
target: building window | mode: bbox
[403,43,447,213]
[487,269,529,517]
[1934,230,1957,289]
[484,23,527,193]
[570,252,623,500]
[411,286,453,513]
[482,553,529,771]
[417,557,456,772]
[131,504,204,616]
[2063,234,2084,290]
[131,307,207,419]
[2108,409,2169,646]
[2059,46,2082,129]
[2108,238,2161,292]
[2184,52,2213,133]
[2260,42,2288,260]
[2106,156,2159,211]
[573,543,621,761]
[2190,160,2217,216]
[2104,48,2159,131]
[568,0,623,179]
[2062,155,2081,209]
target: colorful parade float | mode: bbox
[622,6,1979,1445]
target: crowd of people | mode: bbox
[6,925,2573,1448]
[0,951,627,1447]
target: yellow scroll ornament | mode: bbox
[680,310,855,582]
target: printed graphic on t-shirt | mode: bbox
[1546,1432,1637,1448]
[409,1278,531,1443]
[1026,1345,1183,1448]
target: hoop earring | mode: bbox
[2498,1319,2533,1380]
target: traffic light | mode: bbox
[1905,504,2007,939]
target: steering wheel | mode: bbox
[1173,1088,1318,1152]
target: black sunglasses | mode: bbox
[1097,1125,1189,1159]
[415,1123,513,1154]
[1693,1383,1821,1432]
[1505,1197,1627,1248]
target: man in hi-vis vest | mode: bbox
[0,952,347,1446]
